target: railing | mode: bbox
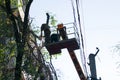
[63,22,80,46]
[50,22,80,44]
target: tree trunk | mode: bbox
[14,43,24,80]
[5,0,33,80]
[15,0,33,79]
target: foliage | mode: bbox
[0,0,58,80]
[112,42,120,75]
[114,43,120,55]
[50,14,57,26]
[0,2,16,79]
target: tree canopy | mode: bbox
[0,0,58,80]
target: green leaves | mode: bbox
[0,0,57,80]
[50,15,57,26]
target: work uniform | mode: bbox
[57,24,68,40]
[41,23,51,44]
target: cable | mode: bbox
[49,55,58,80]
[75,0,88,77]
[70,0,80,45]
[70,0,77,26]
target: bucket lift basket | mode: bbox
[45,22,80,55]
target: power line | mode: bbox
[70,0,88,77]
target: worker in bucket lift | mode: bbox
[57,23,68,40]
[40,13,51,44]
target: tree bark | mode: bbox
[15,0,33,80]
[15,43,24,80]
[5,0,33,80]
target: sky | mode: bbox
[30,0,120,80]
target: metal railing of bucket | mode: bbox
[64,22,80,46]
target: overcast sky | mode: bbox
[30,0,120,80]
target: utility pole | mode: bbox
[88,47,101,80]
